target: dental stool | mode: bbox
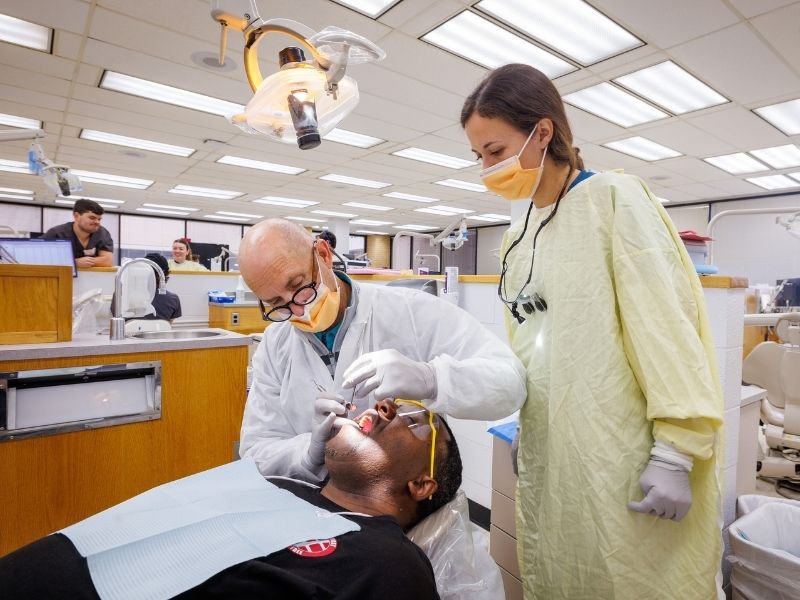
[742,312,800,483]
[386,278,438,296]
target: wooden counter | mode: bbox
[208,303,267,334]
[0,338,249,556]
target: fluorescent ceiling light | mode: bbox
[391,147,476,169]
[393,224,437,231]
[80,129,195,157]
[216,211,263,219]
[55,199,119,209]
[253,196,318,208]
[749,144,800,169]
[415,205,474,215]
[0,112,41,130]
[0,13,51,52]
[342,201,394,211]
[382,191,438,203]
[286,216,327,223]
[355,229,389,235]
[703,153,769,175]
[423,11,575,78]
[479,213,510,220]
[603,136,681,161]
[334,0,396,17]
[789,173,800,183]
[312,210,358,218]
[0,193,33,201]
[319,174,391,188]
[60,194,125,205]
[350,219,394,226]
[203,214,250,222]
[0,186,33,195]
[614,61,727,114]
[217,155,305,175]
[754,98,800,136]
[745,174,799,190]
[136,207,190,216]
[0,159,30,174]
[168,184,241,199]
[100,71,244,117]
[468,213,510,222]
[142,202,199,212]
[71,169,153,189]
[477,0,640,65]
[323,128,384,148]
[433,179,488,193]
[563,83,668,127]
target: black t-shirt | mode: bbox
[0,479,440,600]
[42,221,114,259]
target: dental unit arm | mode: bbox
[0,128,82,196]
[392,217,469,266]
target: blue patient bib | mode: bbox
[60,459,359,600]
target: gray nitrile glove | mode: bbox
[628,442,694,521]
[301,392,348,473]
[510,424,520,476]
[342,349,437,401]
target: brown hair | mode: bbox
[461,64,584,171]
[173,238,191,254]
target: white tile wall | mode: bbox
[724,406,741,470]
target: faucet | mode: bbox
[110,258,166,340]
[223,254,238,271]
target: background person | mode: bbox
[169,238,208,271]
[42,198,113,267]
[461,63,723,599]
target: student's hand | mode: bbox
[628,460,692,521]
[342,349,436,402]
[75,256,96,268]
[302,392,349,472]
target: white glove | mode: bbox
[628,442,693,522]
[301,392,349,473]
[342,349,437,402]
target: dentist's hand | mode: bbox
[342,349,437,402]
[628,460,692,521]
[301,392,349,473]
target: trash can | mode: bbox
[728,495,800,600]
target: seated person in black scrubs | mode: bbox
[0,399,461,600]
[42,199,114,267]
[109,253,182,322]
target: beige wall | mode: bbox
[366,235,391,268]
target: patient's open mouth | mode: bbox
[357,413,374,434]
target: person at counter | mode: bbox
[169,238,208,272]
[109,253,182,323]
[42,199,113,268]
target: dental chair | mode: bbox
[741,312,800,486]
[386,278,439,296]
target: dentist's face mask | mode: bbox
[480,125,547,200]
[289,252,341,333]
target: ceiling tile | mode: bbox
[635,120,734,157]
[687,105,789,148]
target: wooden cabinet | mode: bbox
[0,265,72,344]
[208,303,267,334]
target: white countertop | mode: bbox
[741,384,767,407]
[0,328,250,361]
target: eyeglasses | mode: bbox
[394,399,438,497]
[259,244,319,322]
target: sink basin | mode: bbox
[131,330,225,340]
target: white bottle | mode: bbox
[235,276,246,303]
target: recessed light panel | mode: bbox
[204,214,250,222]
[80,129,195,157]
[393,224,437,231]
[0,186,34,195]
[323,128,384,148]
[142,203,199,212]
[415,205,474,216]
[433,179,488,193]
[319,174,391,189]
[563,83,667,127]
[703,153,769,175]
[350,219,394,226]
[382,192,438,203]
[168,185,241,200]
[71,169,153,189]
[745,174,799,190]
[136,207,190,216]
[603,136,681,161]
[60,194,125,205]
[355,229,389,235]
[477,0,641,65]
[216,211,263,219]
[0,193,33,201]
[0,13,51,52]
[614,61,727,114]
[342,202,394,211]
[286,216,327,223]
[217,155,305,175]
[253,196,318,208]
[391,147,476,169]
[422,11,575,77]
[754,98,800,136]
[0,112,41,130]
[333,0,396,17]
[749,145,800,169]
[312,210,359,218]
[100,71,244,117]
[0,159,32,174]
[790,172,800,184]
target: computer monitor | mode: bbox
[0,238,78,277]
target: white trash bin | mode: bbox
[728,495,800,600]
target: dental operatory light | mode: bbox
[210,1,385,150]
[777,212,800,240]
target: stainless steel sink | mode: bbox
[130,330,225,340]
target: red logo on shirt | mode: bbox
[288,538,338,557]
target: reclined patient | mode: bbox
[0,399,461,600]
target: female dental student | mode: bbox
[169,238,208,272]
[462,63,723,600]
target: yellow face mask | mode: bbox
[480,126,546,201]
[289,258,341,333]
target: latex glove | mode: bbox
[510,424,520,476]
[342,349,436,402]
[301,392,349,473]
[628,459,692,521]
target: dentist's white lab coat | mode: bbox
[240,280,526,481]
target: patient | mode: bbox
[0,399,461,599]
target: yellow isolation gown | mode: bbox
[501,171,724,599]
